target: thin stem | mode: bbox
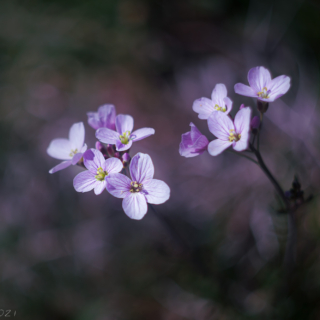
[227,149,259,165]
[257,113,263,151]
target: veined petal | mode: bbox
[130,153,154,184]
[192,97,215,120]
[69,122,85,151]
[104,157,123,174]
[94,180,107,195]
[73,171,98,193]
[130,128,155,141]
[223,97,233,114]
[211,83,227,106]
[267,75,291,101]
[207,111,234,140]
[106,173,132,198]
[116,114,134,134]
[234,83,257,98]
[47,138,72,160]
[98,104,116,130]
[80,144,87,153]
[87,112,100,130]
[248,66,271,92]
[233,131,249,152]
[96,128,119,144]
[83,149,106,173]
[143,179,170,204]
[208,139,232,156]
[115,139,133,151]
[122,193,148,220]
[234,107,251,135]
[71,153,83,165]
[49,160,72,174]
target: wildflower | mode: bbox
[207,107,251,156]
[106,153,170,220]
[234,66,290,102]
[179,122,209,158]
[47,122,87,173]
[87,104,116,130]
[192,83,233,119]
[73,148,123,195]
[96,114,155,152]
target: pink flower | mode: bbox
[192,83,233,119]
[207,107,251,156]
[96,114,155,152]
[234,66,290,102]
[47,122,87,173]
[87,104,116,130]
[179,122,209,158]
[106,153,170,220]
[73,148,123,195]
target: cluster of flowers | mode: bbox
[179,66,291,157]
[47,105,170,220]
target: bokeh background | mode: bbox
[1,0,320,319]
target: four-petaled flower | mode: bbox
[179,122,209,158]
[106,153,170,220]
[96,114,155,152]
[192,83,233,119]
[47,122,87,173]
[207,107,251,156]
[73,148,123,195]
[234,66,290,102]
[87,104,116,130]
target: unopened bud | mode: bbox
[250,116,260,134]
[122,153,131,168]
[240,104,246,110]
[106,144,115,157]
[114,152,121,159]
[95,141,108,158]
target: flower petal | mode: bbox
[47,138,72,160]
[143,179,170,204]
[115,139,133,152]
[211,83,227,106]
[73,171,99,193]
[104,157,123,174]
[223,97,233,114]
[233,131,249,152]
[106,173,132,198]
[96,128,119,144]
[49,160,72,174]
[87,112,100,130]
[94,180,107,195]
[98,104,116,130]
[71,152,83,165]
[83,148,106,173]
[234,83,257,98]
[208,139,232,156]
[130,153,154,183]
[234,107,251,135]
[122,193,148,220]
[192,97,215,120]
[116,114,134,134]
[267,75,291,101]
[248,66,271,92]
[130,128,155,141]
[69,122,85,151]
[207,111,234,140]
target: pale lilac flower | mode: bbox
[192,83,233,119]
[73,149,123,195]
[87,104,116,130]
[47,122,87,174]
[96,114,155,152]
[234,66,290,102]
[106,153,170,220]
[179,122,209,158]
[207,107,251,156]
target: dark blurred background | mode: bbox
[1,0,320,319]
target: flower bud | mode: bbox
[122,153,131,168]
[95,141,108,158]
[106,144,115,157]
[250,116,260,134]
[114,152,121,159]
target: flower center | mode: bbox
[130,181,143,193]
[95,167,108,181]
[214,104,227,112]
[119,131,131,145]
[228,129,241,142]
[257,87,270,99]
[69,149,78,157]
